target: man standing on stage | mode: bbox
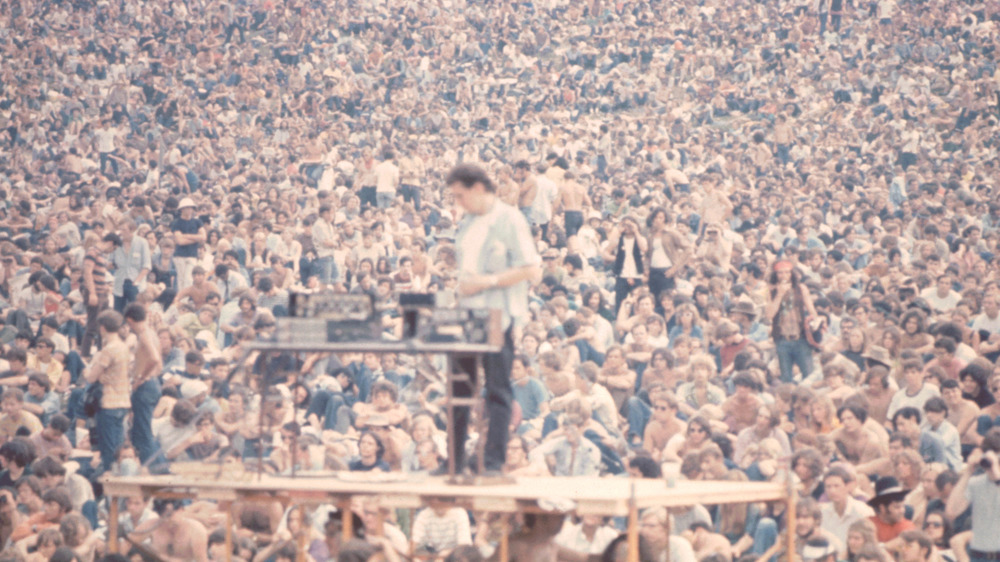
[447,164,541,475]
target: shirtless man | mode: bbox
[129,500,208,562]
[554,170,591,238]
[831,403,887,465]
[515,160,537,220]
[125,303,164,464]
[172,266,219,307]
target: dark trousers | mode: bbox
[131,378,162,464]
[614,277,641,315]
[564,210,583,237]
[400,184,422,210]
[359,186,377,208]
[96,407,128,473]
[452,327,514,472]
[647,268,675,301]
[81,290,109,357]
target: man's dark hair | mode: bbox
[837,403,868,424]
[924,397,948,415]
[445,164,495,193]
[0,439,34,468]
[628,456,663,479]
[27,372,51,392]
[31,455,66,478]
[42,487,73,513]
[96,310,123,333]
[933,336,956,354]
[123,303,147,323]
[171,400,199,426]
[893,407,922,427]
[49,414,70,434]
[823,466,854,485]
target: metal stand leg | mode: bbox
[445,357,457,478]
[627,484,639,562]
[786,478,797,561]
[475,355,486,477]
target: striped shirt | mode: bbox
[85,250,111,296]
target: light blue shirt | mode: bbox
[455,199,540,330]
[926,420,964,471]
[111,235,151,297]
[530,435,601,476]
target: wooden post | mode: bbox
[786,475,797,562]
[627,483,639,562]
[108,495,119,554]
[499,514,510,562]
[225,505,233,562]
[341,499,353,542]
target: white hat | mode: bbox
[180,379,209,399]
[178,197,196,209]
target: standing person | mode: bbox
[171,198,206,292]
[81,232,111,358]
[606,216,647,315]
[83,310,131,474]
[124,303,163,464]
[109,219,151,313]
[447,164,541,475]
[374,149,400,209]
[311,205,339,288]
[765,260,817,383]
[553,170,590,238]
[945,429,1000,562]
[399,144,425,211]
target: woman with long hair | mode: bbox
[765,260,817,383]
[668,302,704,345]
[715,470,761,558]
[662,415,713,463]
[598,345,637,411]
[922,510,955,562]
[846,519,884,562]
[899,309,934,356]
[839,326,868,371]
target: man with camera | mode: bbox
[946,428,1000,562]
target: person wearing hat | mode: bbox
[728,300,768,343]
[170,197,206,292]
[868,475,915,542]
[802,537,839,562]
[765,259,818,383]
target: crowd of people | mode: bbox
[1,0,1000,559]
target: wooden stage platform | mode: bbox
[102,473,792,561]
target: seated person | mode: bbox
[23,373,60,426]
[0,389,43,443]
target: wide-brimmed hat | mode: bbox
[868,476,909,507]
[862,345,892,368]
[729,300,757,320]
[178,197,196,209]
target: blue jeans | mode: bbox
[976,414,1000,436]
[312,256,338,285]
[775,337,814,383]
[131,378,162,464]
[375,192,395,209]
[624,396,651,444]
[96,408,129,473]
[400,184,421,210]
[752,518,779,559]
